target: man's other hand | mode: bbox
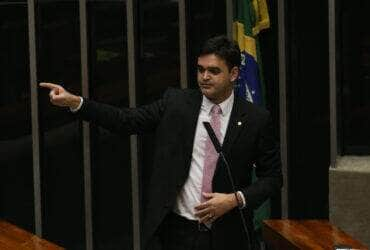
[194,192,238,224]
[39,82,81,109]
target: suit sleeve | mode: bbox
[73,89,171,135]
[241,112,283,210]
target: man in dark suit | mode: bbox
[40,35,282,250]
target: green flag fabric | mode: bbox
[233,0,271,231]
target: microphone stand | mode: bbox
[203,121,252,250]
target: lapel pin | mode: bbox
[237,121,242,126]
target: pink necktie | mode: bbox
[201,105,222,201]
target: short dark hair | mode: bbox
[198,35,241,70]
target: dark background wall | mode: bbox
[0,1,34,233]
[286,0,330,219]
[337,0,370,155]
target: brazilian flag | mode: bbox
[233,0,271,230]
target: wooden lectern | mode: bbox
[0,220,64,250]
[263,220,368,250]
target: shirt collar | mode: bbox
[201,91,234,117]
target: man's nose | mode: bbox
[202,71,211,80]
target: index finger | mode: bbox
[39,82,60,90]
[195,201,210,210]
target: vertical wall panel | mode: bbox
[87,0,133,249]
[36,0,85,248]
[137,0,180,103]
[178,0,188,88]
[286,0,330,219]
[126,0,140,249]
[278,0,289,218]
[0,1,35,232]
[328,0,337,168]
[338,0,370,155]
[79,0,92,249]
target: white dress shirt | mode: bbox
[174,92,241,220]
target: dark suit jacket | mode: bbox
[76,88,282,250]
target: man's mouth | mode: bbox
[200,83,213,88]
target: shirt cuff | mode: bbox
[237,191,246,209]
[69,96,83,113]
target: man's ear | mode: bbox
[230,66,239,82]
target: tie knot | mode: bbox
[211,105,222,115]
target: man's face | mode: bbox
[197,54,239,104]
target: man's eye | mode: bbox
[209,69,220,75]
[197,67,205,73]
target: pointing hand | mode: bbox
[39,82,81,109]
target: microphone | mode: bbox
[203,121,222,153]
[203,121,252,250]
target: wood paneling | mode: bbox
[0,220,64,250]
[263,219,368,250]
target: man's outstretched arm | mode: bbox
[39,82,165,135]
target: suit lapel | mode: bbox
[221,96,248,157]
[212,95,248,189]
